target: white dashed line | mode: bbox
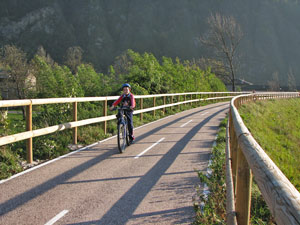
[134,137,165,159]
[201,112,209,116]
[44,210,69,225]
[180,120,193,128]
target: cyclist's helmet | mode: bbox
[122,83,131,89]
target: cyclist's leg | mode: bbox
[125,111,134,141]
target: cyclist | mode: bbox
[110,83,136,143]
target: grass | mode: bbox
[193,118,227,224]
[193,118,276,224]
[239,98,300,190]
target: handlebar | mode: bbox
[110,106,132,111]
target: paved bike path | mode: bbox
[0,102,229,225]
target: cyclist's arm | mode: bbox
[130,94,136,109]
[112,95,123,107]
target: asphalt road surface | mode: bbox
[0,102,229,225]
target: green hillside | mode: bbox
[239,98,300,190]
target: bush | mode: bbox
[0,147,23,179]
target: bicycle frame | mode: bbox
[114,106,131,153]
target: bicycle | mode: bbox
[112,106,132,153]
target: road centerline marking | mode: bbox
[135,137,165,159]
[201,112,209,116]
[44,210,69,225]
[180,119,193,128]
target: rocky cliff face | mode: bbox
[1,0,300,85]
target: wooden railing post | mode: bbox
[26,103,33,164]
[235,147,252,225]
[103,98,107,135]
[73,102,78,145]
[184,94,187,106]
[163,96,166,115]
[177,95,180,111]
[153,97,156,117]
[171,96,173,111]
[140,98,143,121]
[190,94,193,106]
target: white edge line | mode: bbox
[0,136,117,184]
[180,119,193,128]
[0,104,217,184]
[134,137,165,159]
[44,210,69,225]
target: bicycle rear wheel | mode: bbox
[117,123,127,153]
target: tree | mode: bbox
[64,46,83,74]
[267,72,280,91]
[195,57,228,83]
[77,64,103,96]
[287,67,297,91]
[0,45,31,100]
[201,13,243,91]
[36,46,54,66]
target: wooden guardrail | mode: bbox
[227,92,300,225]
[0,92,245,163]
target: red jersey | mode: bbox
[112,93,136,108]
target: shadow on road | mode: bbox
[0,103,228,221]
[65,107,227,225]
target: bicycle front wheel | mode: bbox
[117,123,127,153]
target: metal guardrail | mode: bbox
[0,92,245,163]
[227,92,300,225]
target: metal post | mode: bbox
[26,104,33,164]
[73,102,78,145]
[103,99,107,135]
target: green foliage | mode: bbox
[32,56,83,98]
[33,131,71,160]
[111,50,227,95]
[239,98,300,190]
[77,64,104,97]
[251,182,275,224]
[0,48,227,180]
[194,119,227,224]
[0,147,23,179]
[193,118,275,224]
